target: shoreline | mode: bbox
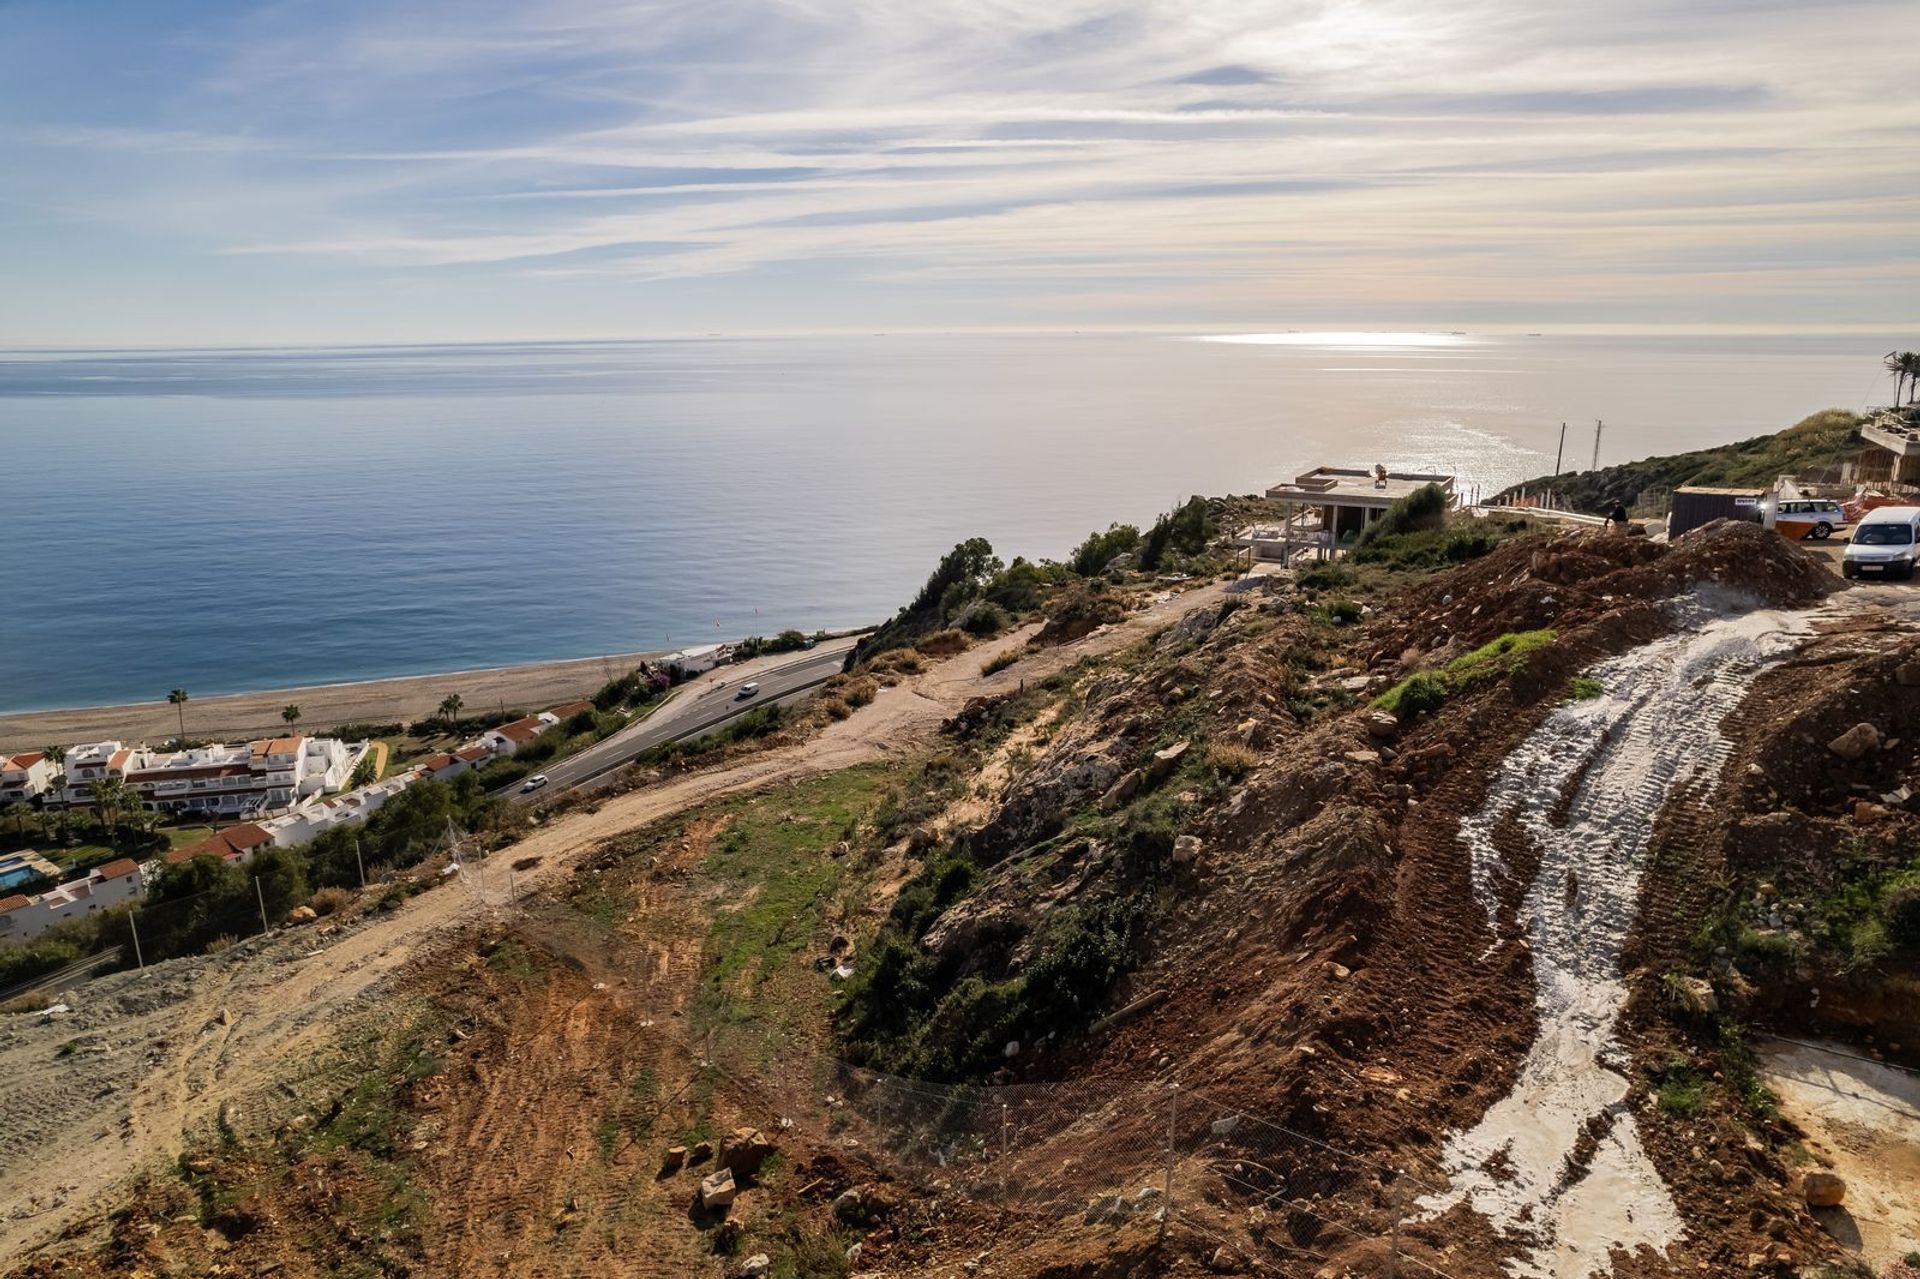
[0,649,671,754]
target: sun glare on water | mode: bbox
[1192,331,1479,349]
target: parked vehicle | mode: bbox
[735,682,760,701]
[1841,506,1920,580]
[520,773,550,792]
[1774,497,1847,541]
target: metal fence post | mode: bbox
[128,910,144,971]
[1160,1079,1178,1240]
[254,874,269,934]
[1389,1172,1405,1279]
[1000,1102,1010,1207]
[354,838,366,889]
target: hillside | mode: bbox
[1495,409,1866,514]
[6,500,1920,1279]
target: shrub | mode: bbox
[1069,523,1141,576]
[1207,742,1261,777]
[1140,497,1214,570]
[916,629,971,658]
[981,650,1020,677]
[1355,482,1448,548]
[1883,883,1920,952]
[1656,1060,1708,1116]
[1325,598,1363,625]
[957,601,1009,637]
[1374,670,1449,719]
[1295,563,1352,591]
[309,886,351,917]
[1569,676,1604,700]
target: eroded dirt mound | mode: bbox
[1366,520,1837,669]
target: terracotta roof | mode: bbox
[107,748,132,770]
[3,751,46,770]
[548,700,593,719]
[168,821,276,864]
[493,716,547,744]
[93,858,140,880]
[455,745,492,763]
[417,753,457,772]
[0,894,29,914]
[247,737,304,758]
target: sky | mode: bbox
[1,0,1917,346]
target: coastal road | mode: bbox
[510,636,860,801]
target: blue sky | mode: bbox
[1,0,1916,345]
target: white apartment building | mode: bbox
[0,857,149,946]
[0,752,56,804]
[53,736,369,818]
[259,766,424,848]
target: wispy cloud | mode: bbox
[1,0,1916,340]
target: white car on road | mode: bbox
[520,773,550,792]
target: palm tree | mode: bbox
[1901,351,1920,407]
[437,693,464,731]
[167,688,190,742]
[282,703,302,730]
[1888,352,1906,407]
[87,777,133,839]
[3,801,31,838]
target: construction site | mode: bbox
[3,491,1919,1279]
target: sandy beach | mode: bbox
[0,651,665,754]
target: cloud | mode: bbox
[2,0,1918,335]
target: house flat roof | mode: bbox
[1266,466,1456,509]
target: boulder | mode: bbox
[287,905,317,923]
[1172,835,1203,870]
[719,1127,776,1178]
[699,1167,737,1212]
[1146,741,1191,783]
[1828,722,1881,761]
[738,1255,771,1279]
[1363,711,1398,740]
[691,1140,713,1163]
[1099,768,1144,812]
[1674,977,1718,1016]
[1801,1170,1845,1208]
[660,1145,687,1174]
[1894,660,1920,689]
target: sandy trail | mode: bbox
[0,583,1220,1264]
[1421,596,1815,1279]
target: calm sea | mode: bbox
[0,331,1893,713]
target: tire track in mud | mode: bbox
[1421,600,1814,1279]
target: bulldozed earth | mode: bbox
[7,520,1920,1279]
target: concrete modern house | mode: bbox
[1857,411,1920,489]
[666,644,732,677]
[1259,466,1458,560]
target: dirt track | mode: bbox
[0,582,1222,1266]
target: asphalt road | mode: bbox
[508,636,860,802]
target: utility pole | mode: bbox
[1592,419,1604,471]
[354,838,366,889]
[128,911,145,971]
[1554,422,1567,475]
[254,874,270,934]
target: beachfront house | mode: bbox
[258,767,425,849]
[666,644,732,678]
[482,713,559,758]
[1262,466,1457,561]
[0,857,149,946]
[0,752,56,803]
[51,735,368,818]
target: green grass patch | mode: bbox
[1372,629,1558,718]
[698,764,899,1024]
[1569,676,1604,700]
[1655,1058,1709,1116]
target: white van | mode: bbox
[1842,506,1920,580]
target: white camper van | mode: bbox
[1841,506,1920,580]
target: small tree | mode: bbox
[167,688,190,742]
[437,693,464,730]
[281,703,302,729]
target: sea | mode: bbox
[0,330,1896,714]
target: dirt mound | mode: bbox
[1367,520,1837,669]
